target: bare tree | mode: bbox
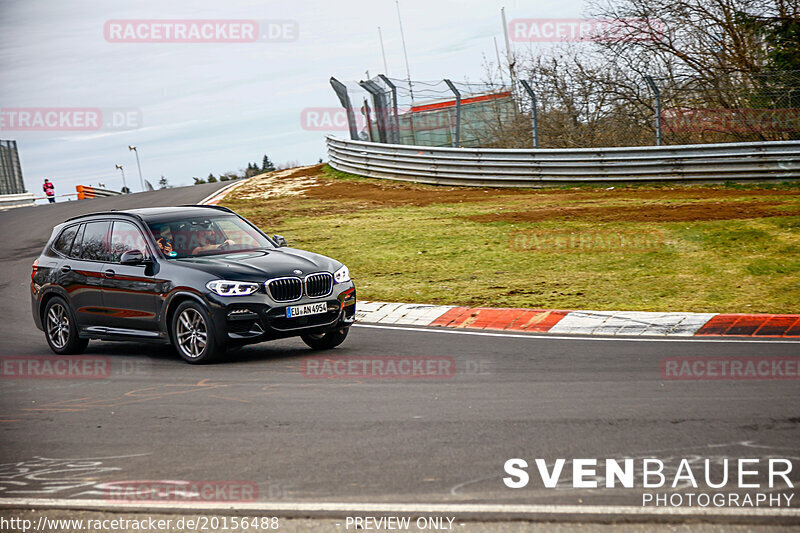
[476,0,799,148]
[587,0,800,142]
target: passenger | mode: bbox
[157,237,174,254]
[152,226,175,255]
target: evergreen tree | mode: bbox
[245,162,261,178]
[262,155,276,172]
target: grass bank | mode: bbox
[220,165,800,313]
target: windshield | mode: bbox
[147,215,274,258]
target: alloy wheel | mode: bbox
[176,308,208,359]
[47,303,70,349]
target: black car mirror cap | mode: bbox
[120,249,146,265]
[273,235,287,247]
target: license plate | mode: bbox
[286,302,327,318]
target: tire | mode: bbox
[43,297,89,355]
[301,327,349,350]
[171,301,223,364]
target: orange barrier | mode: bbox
[75,185,121,200]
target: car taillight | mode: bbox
[31,259,38,280]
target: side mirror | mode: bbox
[273,234,287,247]
[120,249,145,265]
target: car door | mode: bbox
[99,220,160,334]
[58,220,111,330]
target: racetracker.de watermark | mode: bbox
[661,357,800,380]
[508,18,664,42]
[104,19,298,43]
[0,108,141,131]
[104,480,258,502]
[0,356,151,379]
[509,229,666,253]
[301,356,456,379]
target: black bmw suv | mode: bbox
[31,205,356,363]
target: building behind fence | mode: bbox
[0,140,26,195]
[330,71,800,149]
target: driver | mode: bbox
[190,228,235,255]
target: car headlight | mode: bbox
[206,280,260,296]
[333,265,350,284]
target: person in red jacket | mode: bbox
[43,178,55,203]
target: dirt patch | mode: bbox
[281,164,328,178]
[302,180,526,207]
[231,165,324,200]
[465,201,800,223]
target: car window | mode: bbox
[110,221,149,263]
[52,225,79,256]
[68,224,85,258]
[215,219,261,248]
[79,221,111,262]
[148,215,274,258]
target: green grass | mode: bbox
[222,168,800,313]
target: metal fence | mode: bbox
[327,136,800,187]
[329,72,800,150]
[330,76,516,148]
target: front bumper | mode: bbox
[205,282,356,344]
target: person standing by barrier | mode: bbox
[43,178,55,204]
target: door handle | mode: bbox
[60,265,71,273]
[104,269,115,279]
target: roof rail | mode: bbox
[64,211,145,223]
[179,204,235,213]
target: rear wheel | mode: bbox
[171,301,222,364]
[301,327,349,350]
[43,297,88,355]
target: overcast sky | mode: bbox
[0,0,584,194]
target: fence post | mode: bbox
[443,79,461,147]
[519,80,539,148]
[644,75,662,146]
[361,98,374,142]
[360,80,390,143]
[330,77,359,141]
[378,74,401,144]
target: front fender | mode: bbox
[160,288,225,345]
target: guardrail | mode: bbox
[76,185,123,199]
[327,137,800,186]
[0,193,35,210]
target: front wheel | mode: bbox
[171,301,223,364]
[301,328,349,350]
[43,297,89,355]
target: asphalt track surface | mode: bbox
[0,185,799,525]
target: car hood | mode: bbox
[172,248,341,281]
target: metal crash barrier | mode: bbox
[327,137,800,187]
